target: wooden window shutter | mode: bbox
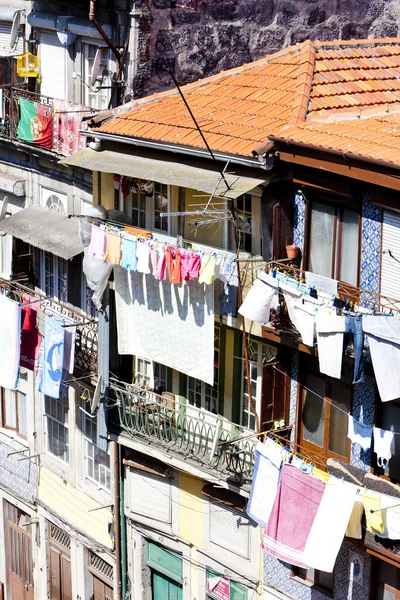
[260,352,291,430]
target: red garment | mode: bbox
[166,248,182,284]
[20,295,42,371]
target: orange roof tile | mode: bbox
[93,37,400,167]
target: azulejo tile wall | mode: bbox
[293,190,306,252]
[360,193,382,294]
[351,375,375,471]
[264,542,370,600]
[289,351,299,442]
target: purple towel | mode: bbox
[262,464,325,568]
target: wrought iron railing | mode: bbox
[0,277,98,375]
[110,380,256,481]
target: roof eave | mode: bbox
[83,130,271,170]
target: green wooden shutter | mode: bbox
[146,541,182,583]
[152,572,182,600]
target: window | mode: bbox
[235,193,253,253]
[82,407,111,491]
[292,566,333,594]
[42,251,68,303]
[135,357,168,393]
[1,387,27,438]
[209,501,250,558]
[308,200,359,286]
[299,357,352,462]
[241,341,275,430]
[41,188,67,214]
[206,569,247,600]
[376,559,400,600]
[44,392,69,463]
[129,179,171,234]
[82,44,111,111]
[188,326,220,413]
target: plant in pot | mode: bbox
[285,236,299,259]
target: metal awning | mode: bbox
[60,148,265,198]
[0,206,83,260]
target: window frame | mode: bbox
[291,566,334,596]
[1,387,27,439]
[81,42,111,111]
[43,391,70,464]
[134,357,169,394]
[187,325,220,414]
[298,357,353,464]
[241,341,276,431]
[81,406,111,492]
[128,180,172,235]
[233,192,261,256]
[40,250,68,304]
[306,196,361,286]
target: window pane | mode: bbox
[317,570,333,591]
[339,209,359,285]
[4,389,16,429]
[302,374,326,447]
[329,382,351,457]
[17,392,27,438]
[309,202,335,278]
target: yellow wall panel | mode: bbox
[38,467,113,549]
[179,473,204,549]
[101,172,116,210]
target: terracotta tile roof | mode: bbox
[94,37,400,167]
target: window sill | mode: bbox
[290,576,333,598]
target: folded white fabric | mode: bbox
[373,427,394,467]
[303,478,357,572]
[315,311,346,378]
[238,279,277,324]
[363,315,400,402]
[348,415,372,451]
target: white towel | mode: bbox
[315,311,345,379]
[373,427,394,468]
[303,478,357,572]
[363,315,400,402]
[0,295,21,390]
[238,279,277,324]
[376,493,400,540]
[348,415,372,451]
[247,438,286,527]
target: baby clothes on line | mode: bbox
[373,427,394,468]
[315,311,345,379]
[136,242,151,274]
[347,415,372,451]
[198,255,217,285]
[166,248,181,284]
[180,252,201,281]
[105,232,121,265]
[88,226,107,260]
[120,237,137,271]
[150,246,166,281]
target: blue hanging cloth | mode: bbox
[38,317,65,399]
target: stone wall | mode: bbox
[130,0,400,97]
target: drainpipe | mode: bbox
[120,455,128,600]
[113,441,122,600]
[89,0,121,64]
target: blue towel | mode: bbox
[120,237,137,271]
[39,317,64,399]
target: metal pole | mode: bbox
[120,445,128,600]
[112,441,122,600]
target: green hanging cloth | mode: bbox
[17,97,52,148]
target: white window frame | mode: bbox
[240,341,273,431]
[233,192,261,256]
[81,406,111,492]
[134,357,168,392]
[187,325,220,413]
[127,180,172,235]
[43,391,70,464]
[81,42,111,111]
[41,250,68,304]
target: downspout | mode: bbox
[120,449,128,600]
[89,0,122,64]
[113,441,122,600]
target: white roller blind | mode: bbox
[0,22,23,57]
[0,191,24,215]
[127,468,171,523]
[209,501,250,558]
[381,211,400,307]
[39,31,66,100]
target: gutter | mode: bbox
[82,130,270,170]
[268,135,400,175]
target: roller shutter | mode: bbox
[381,210,400,307]
[39,31,66,100]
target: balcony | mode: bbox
[0,277,98,375]
[0,86,95,157]
[110,380,256,482]
[262,261,400,348]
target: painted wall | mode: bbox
[38,466,113,550]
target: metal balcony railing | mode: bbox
[0,277,98,375]
[110,380,256,481]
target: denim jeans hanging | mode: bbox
[343,315,364,384]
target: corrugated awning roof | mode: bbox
[60,148,265,198]
[0,206,83,260]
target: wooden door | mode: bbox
[93,575,114,600]
[5,501,34,600]
[152,571,182,600]
[48,522,72,600]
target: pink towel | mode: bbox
[262,464,325,568]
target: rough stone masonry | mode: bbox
[130,0,400,97]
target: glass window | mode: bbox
[44,392,69,463]
[235,194,253,253]
[292,566,333,592]
[302,374,326,448]
[43,251,68,303]
[240,341,272,431]
[82,44,110,110]
[329,382,351,457]
[2,388,27,438]
[82,407,111,491]
[376,559,400,600]
[154,183,169,232]
[188,326,219,414]
[132,188,146,229]
[308,201,359,285]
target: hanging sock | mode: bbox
[373,427,394,468]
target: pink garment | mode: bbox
[180,252,201,280]
[261,464,325,568]
[150,246,166,281]
[52,99,89,156]
[88,226,107,260]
